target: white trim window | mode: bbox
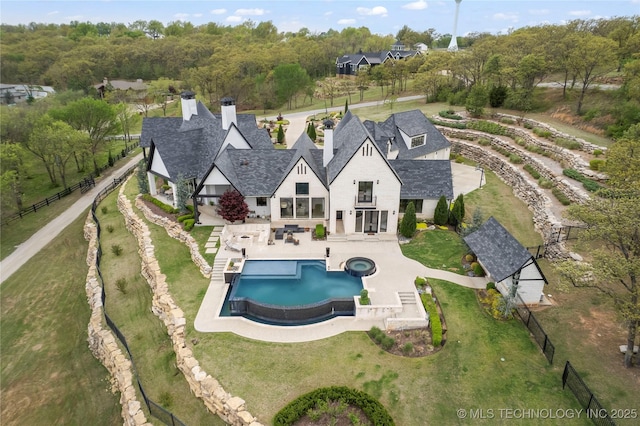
[411,135,425,148]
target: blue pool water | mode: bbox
[221,259,364,325]
[231,260,363,306]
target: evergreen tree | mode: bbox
[400,201,417,238]
[175,174,191,213]
[344,99,349,113]
[277,123,285,144]
[306,122,317,141]
[216,189,249,223]
[136,159,149,194]
[449,194,465,226]
[434,195,449,226]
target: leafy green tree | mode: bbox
[355,71,370,102]
[273,63,310,109]
[0,143,27,212]
[400,201,417,238]
[434,195,449,226]
[465,84,489,117]
[216,189,249,223]
[23,115,63,185]
[50,98,120,174]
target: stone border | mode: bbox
[84,213,151,426]
[116,183,263,426]
[449,139,570,260]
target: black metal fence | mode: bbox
[513,294,555,364]
[89,165,186,426]
[1,139,139,225]
[562,361,616,426]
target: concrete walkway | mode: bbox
[0,152,143,284]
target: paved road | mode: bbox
[0,153,144,285]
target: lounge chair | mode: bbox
[225,239,241,252]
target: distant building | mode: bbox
[94,78,148,98]
[335,41,423,77]
[0,83,55,104]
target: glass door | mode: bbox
[364,210,379,233]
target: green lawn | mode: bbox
[0,213,121,425]
[400,228,469,274]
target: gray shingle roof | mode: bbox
[463,217,534,282]
[327,112,399,185]
[389,160,453,199]
[215,147,296,196]
[380,110,451,159]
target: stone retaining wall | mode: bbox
[441,128,590,204]
[116,185,263,426]
[135,201,212,278]
[448,139,570,260]
[84,215,151,426]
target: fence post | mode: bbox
[562,361,569,389]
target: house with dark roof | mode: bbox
[463,217,547,305]
[141,92,454,237]
[335,42,422,77]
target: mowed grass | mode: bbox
[464,168,543,247]
[191,280,587,425]
[97,181,224,425]
[0,213,121,425]
[401,228,468,274]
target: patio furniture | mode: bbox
[224,239,242,252]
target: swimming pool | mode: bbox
[225,259,363,324]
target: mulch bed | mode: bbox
[293,402,372,426]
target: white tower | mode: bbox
[447,0,462,52]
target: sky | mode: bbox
[1,0,638,37]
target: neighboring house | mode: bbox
[0,83,55,104]
[414,43,429,52]
[94,77,148,98]
[335,41,422,77]
[140,92,454,237]
[463,217,547,305]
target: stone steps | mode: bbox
[398,292,417,304]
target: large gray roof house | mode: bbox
[464,217,547,305]
[140,92,456,237]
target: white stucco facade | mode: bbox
[271,158,329,222]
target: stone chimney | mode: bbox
[180,91,198,121]
[323,119,335,167]
[220,97,237,130]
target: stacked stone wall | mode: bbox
[448,139,570,260]
[84,215,151,426]
[116,185,263,426]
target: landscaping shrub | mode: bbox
[429,118,467,129]
[438,110,462,120]
[183,219,195,231]
[477,137,492,146]
[273,386,395,426]
[533,127,552,139]
[538,178,554,189]
[589,159,606,171]
[420,294,442,346]
[359,289,370,305]
[593,149,603,157]
[177,213,194,222]
[465,254,475,262]
[523,164,541,179]
[400,201,417,238]
[115,278,128,294]
[414,276,427,287]
[552,188,572,205]
[315,224,325,239]
[434,196,449,226]
[106,224,115,233]
[509,154,523,164]
[111,244,123,256]
[500,117,516,125]
[467,120,507,135]
[142,194,179,214]
[101,206,108,214]
[380,336,396,350]
[562,169,601,192]
[514,137,526,146]
[402,342,414,355]
[555,137,582,150]
[486,282,496,291]
[472,262,485,276]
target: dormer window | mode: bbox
[411,135,425,148]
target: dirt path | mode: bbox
[0,153,143,285]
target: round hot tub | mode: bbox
[345,257,376,277]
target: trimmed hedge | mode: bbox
[142,194,179,214]
[467,120,508,135]
[273,386,395,426]
[562,169,602,192]
[183,219,195,231]
[420,294,442,346]
[438,110,463,120]
[523,164,541,179]
[315,224,325,239]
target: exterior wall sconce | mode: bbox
[392,210,395,215]
[376,180,379,184]
[350,210,352,215]
[353,180,356,184]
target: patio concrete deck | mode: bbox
[193,229,487,343]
